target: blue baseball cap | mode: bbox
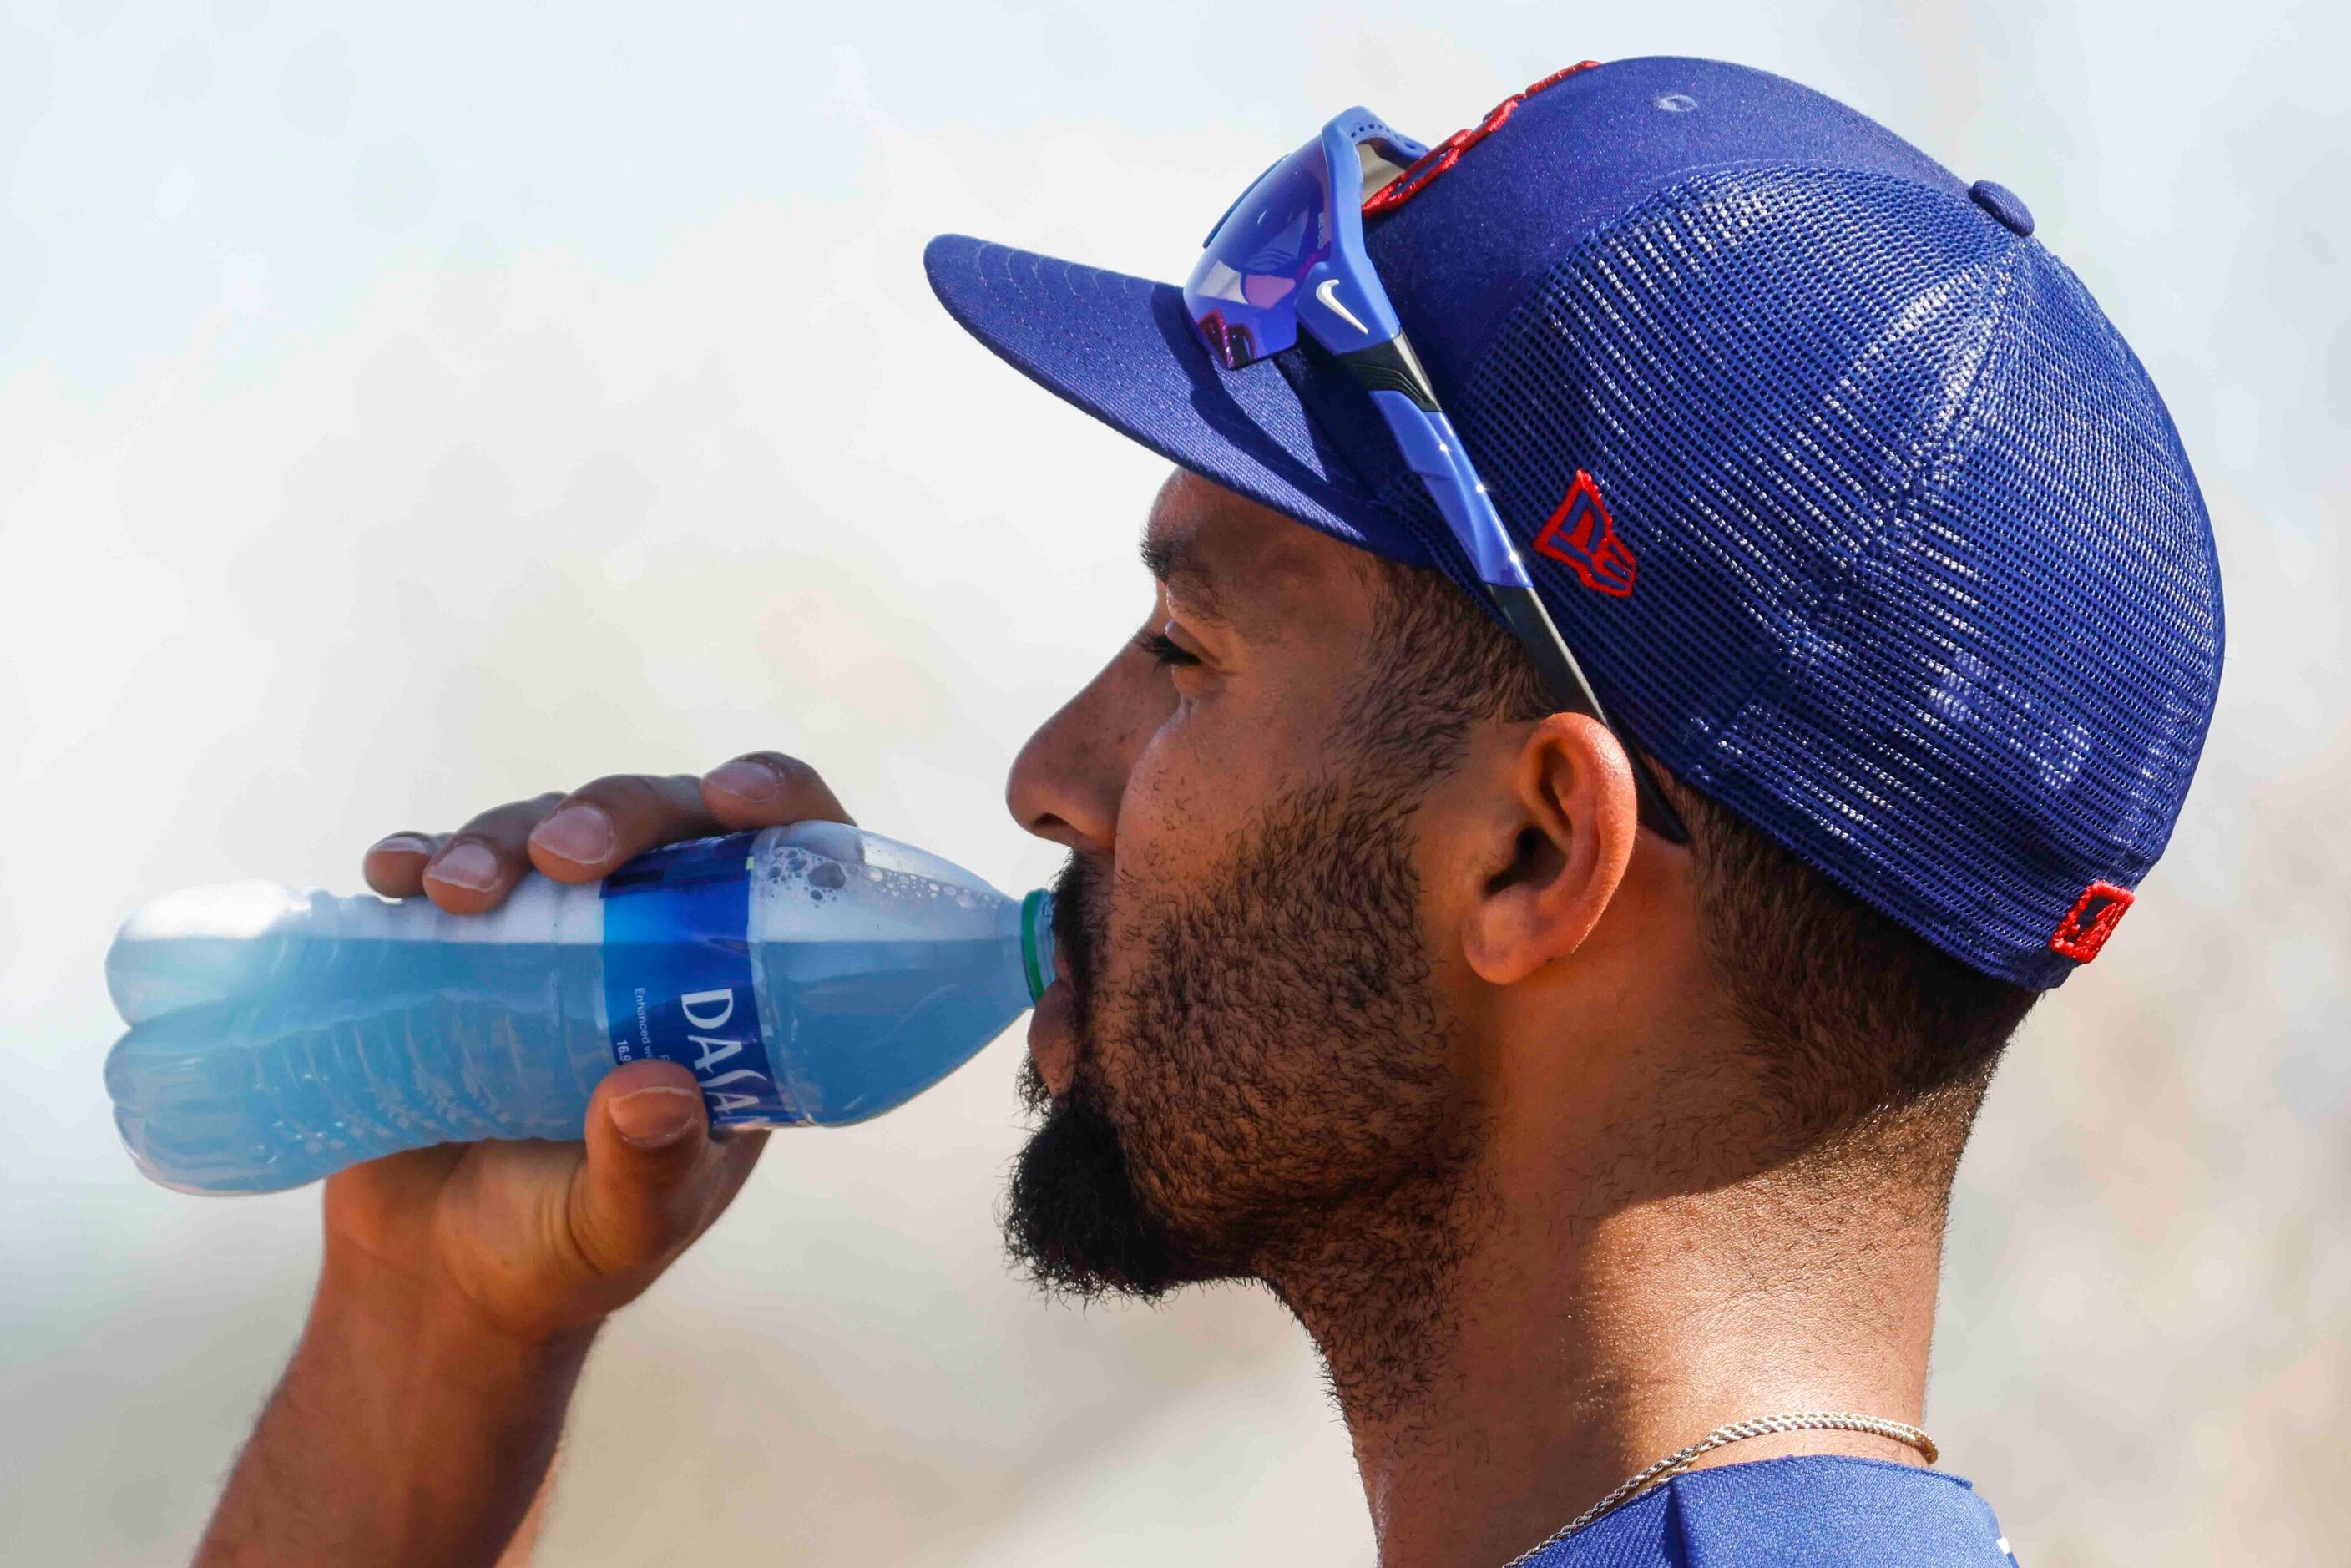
[924,56,2225,990]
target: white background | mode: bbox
[3,1,2345,1562]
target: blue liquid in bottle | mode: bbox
[103,823,1054,1195]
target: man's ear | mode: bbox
[1460,712,1640,985]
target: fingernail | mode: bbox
[372,833,433,857]
[706,759,778,802]
[611,1085,702,1149]
[532,805,614,864]
[429,841,501,891]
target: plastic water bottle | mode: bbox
[104,823,1055,1195]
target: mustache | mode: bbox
[1049,852,1109,1029]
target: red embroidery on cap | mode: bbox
[2050,880,2134,964]
[1363,62,1600,218]
[1532,470,1637,597]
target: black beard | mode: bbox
[1003,853,1193,1299]
[999,781,1489,1416]
[1004,1055,1189,1299]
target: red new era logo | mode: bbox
[2050,880,2134,964]
[1532,470,1637,597]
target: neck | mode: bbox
[1267,1122,1950,1568]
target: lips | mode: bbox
[1026,977,1077,1099]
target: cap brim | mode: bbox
[923,235,1429,566]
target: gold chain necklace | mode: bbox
[1498,1411,1939,1567]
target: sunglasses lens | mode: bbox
[1183,139,1333,370]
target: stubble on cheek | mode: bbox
[1095,779,1476,1259]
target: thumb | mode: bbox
[569,1060,720,1280]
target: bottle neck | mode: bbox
[1019,889,1057,1004]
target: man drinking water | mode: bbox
[193,57,2222,1567]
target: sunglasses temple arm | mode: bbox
[1489,581,1691,846]
[1359,383,1692,845]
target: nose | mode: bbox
[1006,639,1166,855]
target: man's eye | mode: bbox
[1132,630,1201,669]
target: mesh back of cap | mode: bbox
[1443,166,2223,987]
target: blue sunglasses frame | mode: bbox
[1183,107,1689,844]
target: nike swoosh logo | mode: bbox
[1315,278,1369,335]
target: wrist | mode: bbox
[196,1248,600,1568]
[302,1239,599,1456]
[314,1232,604,1369]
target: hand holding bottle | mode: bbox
[326,752,856,1342]
[189,756,854,1568]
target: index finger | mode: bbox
[700,752,855,829]
[524,774,720,883]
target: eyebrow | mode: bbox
[1140,527,1236,628]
